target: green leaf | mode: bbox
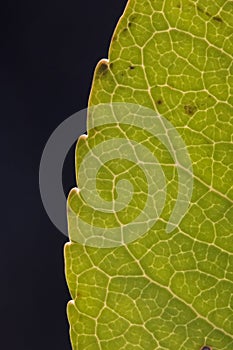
[65,1,233,349]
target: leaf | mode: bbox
[65,1,233,349]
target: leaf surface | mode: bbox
[65,1,233,349]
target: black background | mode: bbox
[1,1,127,349]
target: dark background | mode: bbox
[0,1,127,349]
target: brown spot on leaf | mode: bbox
[157,99,163,105]
[197,5,205,15]
[196,5,223,23]
[213,16,223,23]
[184,104,197,116]
[96,61,109,76]
[130,15,137,21]
[196,6,212,18]
[129,65,135,70]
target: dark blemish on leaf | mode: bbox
[128,22,132,27]
[129,65,135,70]
[110,63,114,69]
[112,35,117,41]
[196,6,211,18]
[200,346,212,350]
[184,104,197,116]
[123,28,128,33]
[197,5,205,15]
[157,99,163,105]
[206,11,212,18]
[97,61,108,76]
[176,3,181,8]
[196,5,223,23]
[129,15,137,23]
[213,16,223,23]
